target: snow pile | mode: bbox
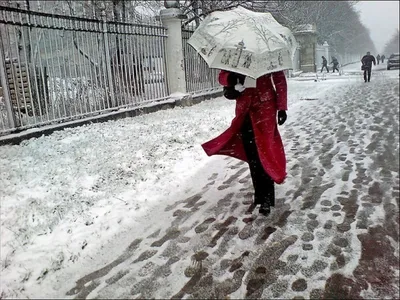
[0,95,236,298]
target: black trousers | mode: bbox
[332,64,339,72]
[240,115,275,207]
[321,65,329,72]
[364,67,371,82]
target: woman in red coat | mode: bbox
[202,70,288,215]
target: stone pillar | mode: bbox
[323,41,329,62]
[294,24,318,73]
[160,4,187,94]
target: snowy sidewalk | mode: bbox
[1,66,399,299]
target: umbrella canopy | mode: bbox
[187,6,297,79]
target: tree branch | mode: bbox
[66,0,98,67]
[182,3,241,28]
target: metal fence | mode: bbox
[0,6,169,135]
[315,43,361,71]
[332,52,361,66]
[182,28,220,94]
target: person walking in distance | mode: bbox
[331,56,340,73]
[376,54,381,65]
[321,56,329,73]
[361,51,376,82]
[381,54,385,63]
[202,70,288,216]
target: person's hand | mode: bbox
[223,86,242,100]
[278,110,287,125]
[227,72,246,86]
[234,83,246,92]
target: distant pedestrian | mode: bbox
[376,54,381,65]
[321,56,329,73]
[381,54,385,63]
[331,57,340,73]
[361,51,376,82]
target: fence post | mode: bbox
[160,6,187,94]
[0,25,17,129]
[101,11,115,108]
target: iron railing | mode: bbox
[0,6,168,135]
[182,28,220,94]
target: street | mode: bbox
[66,66,399,299]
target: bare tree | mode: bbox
[65,0,98,67]
[6,0,374,58]
[270,0,375,55]
[74,0,163,23]
[180,0,251,28]
[177,0,374,56]
[383,29,400,55]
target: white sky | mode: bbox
[355,1,400,54]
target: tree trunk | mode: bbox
[191,0,200,27]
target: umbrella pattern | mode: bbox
[188,7,298,78]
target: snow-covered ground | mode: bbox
[1,63,398,298]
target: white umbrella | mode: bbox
[187,6,297,79]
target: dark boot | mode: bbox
[259,203,271,216]
[257,176,275,215]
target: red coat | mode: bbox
[202,70,288,184]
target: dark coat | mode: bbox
[331,57,339,65]
[202,70,288,184]
[322,57,328,66]
[361,55,376,68]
